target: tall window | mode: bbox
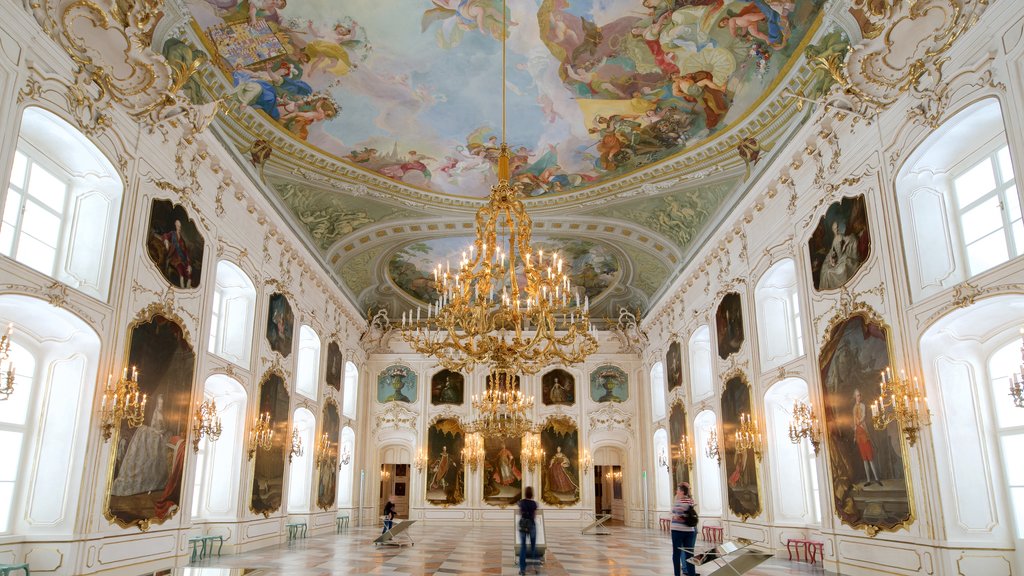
[207,261,256,367]
[295,326,321,398]
[343,361,359,419]
[338,426,356,508]
[689,326,713,401]
[653,428,671,510]
[288,408,316,512]
[0,343,34,532]
[953,145,1021,275]
[764,378,820,526]
[0,108,122,300]
[191,375,246,520]
[694,410,723,516]
[754,259,803,371]
[990,339,1024,537]
[650,362,666,421]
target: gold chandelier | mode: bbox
[872,366,928,446]
[468,369,535,440]
[734,412,762,460]
[100,367,147,442]
[522,432,545,471]
[677,434,695,469]
[191,398,223,452]
[248,411,274,460]
[705,427,721,465]
[788,400,820,454]
[1009,328,1023,408]
[462,432,485,471]
[398,0,597,380]
[0,323,15,400]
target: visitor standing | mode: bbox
[518,486,539,575]
[382,496,396,534]
[671,482,698,576]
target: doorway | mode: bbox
[594,465,623,522]
[379,463,409,519]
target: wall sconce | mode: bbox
[462,432,485,471]
[788,401,821,454]
[289,428,304,463]
[605,469,622,481]
[1009,328,1024,408]
[381,467,391,481]
[339,444,352,466]
[0,323,15,400]
[734,412,763,460]
[579,448,592,474]
[191,399,223,452]
[314,432,334,467]
[705,428,721,465]
[100,367,147,442]
[657,446,670,471]
[678,434,695,468]
[248,412,274,460]
[522,432,545,471]
[414,447,428,472]
[871,366,928,446]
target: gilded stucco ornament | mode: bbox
[607,307,648,355]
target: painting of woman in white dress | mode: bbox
[809,195,871,291]
[106,313,195,529]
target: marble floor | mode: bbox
[186,523,827,575]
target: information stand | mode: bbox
[684,538,773,576]
[513,510,546,570]
[374,519,416,547]
[581,514,612,535]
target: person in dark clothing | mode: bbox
[382,496,396,534]
[518,486,539,575]
[671,482,698,576]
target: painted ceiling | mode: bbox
[161,0,848,321]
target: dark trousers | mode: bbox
[519,525,536,574]
[671,529,697,576]
[381,516,393,534]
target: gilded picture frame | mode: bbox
[721,370,762,521]
[818,303,914,536]
[668,398,690,491]
[483,435,522,507]
[316,397,341,510]
[426,415,465,506]
[250,368,291,517]
[104,303,196,531]
[540,416,581,507]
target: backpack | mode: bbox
[682,505,699,527]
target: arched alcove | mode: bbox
[754,259,803,370]
[343,361,359,419]
[653,428,671,511]
[208,260,256,367]
[689,327,713,401]
[287,407,316,512]
[650,362,666,420]
[191,374,246,520]
[764,378,819,526]
[338,426,356,508]
[295,326,321,399]
[694,409,723,517]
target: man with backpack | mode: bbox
[671,482,698,576]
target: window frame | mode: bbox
[2,142,72,276]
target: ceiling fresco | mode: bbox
[179,0,826,197]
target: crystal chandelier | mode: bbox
[398,0,597,380]
[705,427,721,465]
[872,366,928,446]
[248,411,274,460]
[677,434,695,468]
[522,432,545,471]
[462,432,485,471]
[289,428,304,463]
[100,367,147,442]
[657,446,670,471]
[734,413,762,460]
[340,444,352,466]
[191,398,223,452]
[1009,328,1024,408]
[788,401,820,454]
[315,432,334,467]
[468,369,535,440]
[0,323,15,400]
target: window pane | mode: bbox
[3,189,21,227]
[991,341,1024,429]
[21,201,60,246]
[14,234,56,275]
[0,345,35,426]
[998,146,1014,184]
[1013,220,1023,256]
[1011,486,1024,539]
[966,231,1010,275]
[0,432,22,482]
[0,481,13,532]
[26,164,66,213]
[954,158,996,207]
[1006,187,1022,222]
[1002,434,1024,485]
[960,197,1003,244]
[9,152,27,189]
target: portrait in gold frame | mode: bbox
[250,368,290,517]
[721,370,762,521]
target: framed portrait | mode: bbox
[316,399,340,510]
[426,418,465,505]
[265,292,294,357]
[809,194,871,292]
[483,436,522,506]
[431,369,464,406]
[378,365,416,403]
[105,309,195,530]
[394,483,406,497]
[668,400,690,489]
[325,341,343,391]
[145,199,204,290]
[819,307,912,535]
[542,369,575,406]
[666,341,683,392]
[721,372,761,520]
[716,292,744,359]
[250,370,290,517]
[540,416,581,507]
[590,365,628,403]
[395,464,409,478]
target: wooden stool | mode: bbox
[702,525,724,543]
[805,540,824,564]
[787,538,824,563]
[336,514,350,533]
[0,564,29,576]
[659,517,671,531]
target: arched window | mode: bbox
[989,338,1024,538]
[653,428,671,511]
[897,99,1021,301]
[764,378,819,526]
[0,295,99,535]
[295,326,321,399]
[650,362,666,421]
[191,374,246,520]
[689,326,713,401]
[338,426,356,508]
[207,261,256,367]
[343,361,359,419]
[754,259,803,371]
[694,410,723,517]
[288,408,316,512]
[0,108,123,300]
